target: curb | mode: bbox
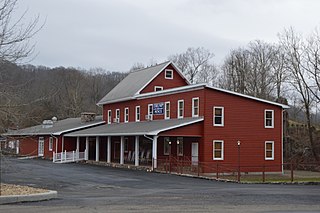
[0,190,57,205]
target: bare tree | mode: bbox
[168,47,216,84]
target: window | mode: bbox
[165,101,170,119]
[213,107,224,126]
[177,137,183,156]
[265,141,274,160]
[135,106,140,122]
[165,69,173,79]
[148,104,153,118]
[116,109,120,122]
[177,100,184,118]
[164,137,170,155]
[192,97,199,117]
[107,110,112,124]
[49,137,53,151]
[124,107,129,123]
[154,86,163,91]
[265,110,274,128]
[124,137,129,153]
[213,140,224,160]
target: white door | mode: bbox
[38,137,44,157]
[191,142,199,165]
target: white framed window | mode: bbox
[135,106,140,122]
[115,109,120,122]
[177,137,183,156]
[165,69,173,79]
[213,106,224,126]
[107,110,112,124]
[124,107,129,123]
[192,97,199,117]
[177,100,184,119]
[49,137,53,151]
[154,86,163,91]
[265,141,274,160]
[164,137,170,155]
[148,104,153,116]
[165,101,170,119]
[265,110,274,128]
[213,140,224,160]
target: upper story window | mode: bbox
[135,106,140,122]
[147,104,153,120]
[177,100,184,119]
[213,140,224,160]
[265,141,274,160]
[49,137,53,151]
[213,106,224,126]
[154,86,163,91]
[192,97,199,117]
[107,110,112,124]
[165,69,173,79]
[115,109,120,122]
[265,110,274,128]
[165,101,170,119]
[124,107,129,123]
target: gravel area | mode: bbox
[0,184,48,196]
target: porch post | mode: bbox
[76,136,80,152]
[135,136,139,166]
[120,136,124,164]
[85,136,89,160]
[62,136,65,152]
[107,136,111,163]
[95,136,99,161]
[152,135,158,169]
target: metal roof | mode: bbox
[97,61,190,105]
[64,117,204,137]
[4,116,105,136]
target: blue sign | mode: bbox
[153,102,164,115]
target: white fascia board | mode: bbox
[135,83,206,100]
[65,132,150,137]
[206,86,290,109]
[170,61,191,85]
[97,97,135,106]
[147,117,204,135]
[53,121,106,136]
[134,61,172,96]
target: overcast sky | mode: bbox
[17,0,320,72]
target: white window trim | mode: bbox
[213,140,224,160]
[116,109,120,120]
[265,109,274,128]
[49,137,53,151]
[192,97,199,117]
[148,104,153,116]
[177,100,184,119]
[213,106,224,126]
[135,106,140,122]
[165,69,173,79]
[124,107,129,123]
[154,86,163,91]
[165,101,170,120]
[107,110,112,124]
[265,141,274,160]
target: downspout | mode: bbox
[50,134,59,161]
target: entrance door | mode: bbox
[191,142,198,165]
[114,141,120,161]
[38,137,44,157]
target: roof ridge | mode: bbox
[130,61,170,73]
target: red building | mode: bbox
[4,61,289,173]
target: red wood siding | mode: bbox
[139,64,188,94]
[103,89,205,123]
[202,88,283,172]
[159,121,203,137]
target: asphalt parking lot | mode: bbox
[0,157,320,213]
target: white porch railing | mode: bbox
[53,149,87,163]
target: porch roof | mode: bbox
[64,117,204,137]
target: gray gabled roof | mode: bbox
[64,117,203,137]
[97,61,189,105]
[4,116,105,136]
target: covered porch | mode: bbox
[62,117,203,169]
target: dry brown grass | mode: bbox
[0,183,48,196]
